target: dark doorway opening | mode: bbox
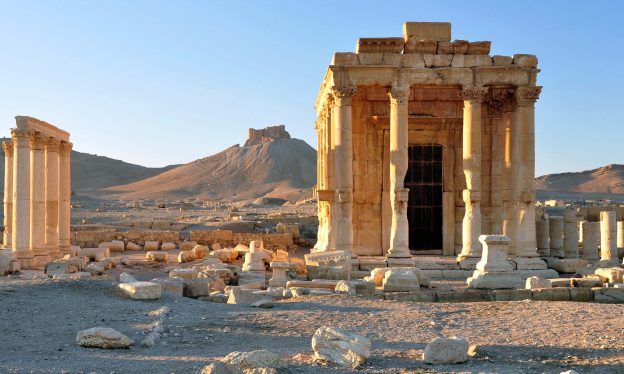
[404,144,443,253]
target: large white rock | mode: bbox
[382,268,420,292]
[223,350,283,369]
[311,326,371,368]
[118,282,162,300]
[119,272,138,283]
[423,336,469,364]
[75,327,133,349]
[525,276,551,289]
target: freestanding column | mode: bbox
[45,138,61,259]
[500,91,520,256]
[549,216,564,257]
[11,129,33,268]
[581,221,600,261]
[562,209,579,259]
[330,86,355,255]
[515,86,542,257]
[600,211,617,262]
[386,85,413,266]
[617,221,624,253]
[535,218,549,256]
[58,141,72,255]
[3,141,14,248]
[458,87,488,260]
[29,133,49,268]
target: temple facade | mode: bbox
[313,22,542,263]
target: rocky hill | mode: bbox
[536,164,624,194]
[101,126,317,202]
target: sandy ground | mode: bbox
[0,277,622,374]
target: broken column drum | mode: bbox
[562,209,579,259]
[600,211,617,262]
[548,216,564,258]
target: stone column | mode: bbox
[386,85,413,266]
[549,216,564,257]
[330,86,355,255]
[458,87,488,260]
[58,141,72,255]
[11,129,33,268]
[29,133,49,268]
[3,141,13,248]
[535,218,549,256]
[501,91,519,256]
[515,86,542,257]
[617,221,624,252]
[581,221,600,261]
[45,138,61,259]
[563,209,579,259]
[600,211,617,262]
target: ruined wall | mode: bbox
[245,125,291,146]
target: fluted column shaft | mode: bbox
[45,138,61,259]
[11,129,32,267]
[58,141,72,254]
[3,141,13,248]
[29,134,48,267]
[515,86,542,257]
[501,92,520,256]
[330,86,355,254]
[459,87,488,259]
[387,85,411,260]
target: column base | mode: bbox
[385,257,415,267]
[467,270,522,289]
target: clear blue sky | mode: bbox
[1,1,622,176]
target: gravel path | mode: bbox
[0,278,622,373]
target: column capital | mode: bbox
[462,87,489,102]
[388,85,410,105]
[10,128,32,145]
[2,140,13,154]
[330,85,356,106]
[516,86,542,106]
[45,137,61,152]
[59,141,73,156]
[29,133,46,151]
[490,87,517,113]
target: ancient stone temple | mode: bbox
[2,116,72,269]
[313,22,542,263]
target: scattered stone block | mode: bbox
[146,251,169,262]
[177,250,196,263]
[423,337,469,364]
[77,247,109,262]
[183,278,212,298]
[144,241,159,251]
[76,327,133,349]
[161,242,176,251]
[119,273,137,283]
[525,276,551,289]
[179,241,198,252]
[268,261,289,288]
[118,282,162,300]
[152,278,184,296]
[200,362,243,374]
[382,268,420,292]
[170,268,198,279]
[595,267,624,283]
[223,350,283,370]
[99,240,124,252]
[126,242,141,251]
[227,287,273,306]
[312,326,371,368]
[192,245,209,259]
[570,277,603,288]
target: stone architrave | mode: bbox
[514,86,542,257]
[386,85,414,267]
[600,211,617,262]
[562,209,579,259]
[2,141,13,248]
[331,86,356,255]
[581,221,600,261]
[467,234,521,289]
[548,216,564,257]
[535,218,549,256]
[11,128,33,268]
[458,87,488,260]
[44,138,61,259]
[29,133,49,268]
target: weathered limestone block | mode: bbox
[593,287,624,303]
[382,268,420,292]
[423,337,469,364]
[98,240,125,252]
[118,282,162,300]
[423,54,453,67]
[531,288,570,301]
[331,52,359,66]
[436,41,453,53]
[452,40,469,53]
[451,54,492,68]
[151,277,184,296]
[146,251,169,262]
[404,39,437,54]
[399,54,425,68]
[177,250,196,263]
[312,326,371,368]
[119,272,137,283]
[223,349,284,370]
[545,258,589,274]
[191,245,209,259]
[143,241,159,251]
[511,257,548,270]
[595,267,624,283]
[492,55,512,66]
[179,241,198,251]
[161,242,176,251]
[183,278,213,298]
[44,261,78,275]
[356,37,404,53]
[210,249,236,263]
[600,211,618,262]
[227,287,273,306]
[467,41,491,54]
[403,22,451,42]
[75,327,133,349]
[126,242,141,251]
[549,216,564,257]
[513,54,538,68]
[170,268,198,279]
[525,276,551,289]
[77,247,109,261]
[334,280,375,295]
[200,362,243,374]
[85,262,105,276]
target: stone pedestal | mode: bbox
[548,216,564,258]
[600,211,618,262]
[268,261,289,288]
[467,235,521,289]
[535,218,549,256]
[242,241,270,272]
[581,221,600,261]
[382,267,420,292]
[563,209,579,259]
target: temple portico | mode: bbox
[312,22,542,265]
[3,116,71,269]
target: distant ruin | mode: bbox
[245,125,291,146]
